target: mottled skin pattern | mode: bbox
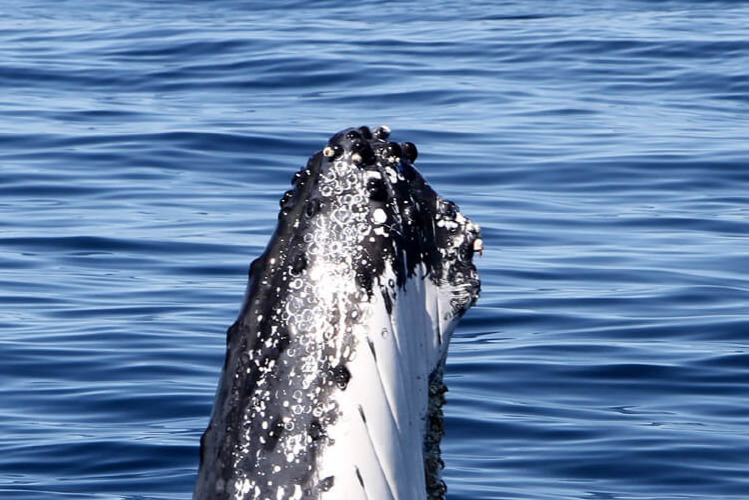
[194,126,481,500]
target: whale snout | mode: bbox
[195,126,480,500]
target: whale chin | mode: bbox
[194,126,481,500]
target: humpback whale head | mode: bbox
[195,126,481,500]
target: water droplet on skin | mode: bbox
[373,208,387,224]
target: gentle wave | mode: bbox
[2,1,749,499]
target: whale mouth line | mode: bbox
[194,125,481,500]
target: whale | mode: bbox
[194,126,481,500]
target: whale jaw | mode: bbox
[195,126,481,500]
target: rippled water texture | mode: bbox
[2,1,748,499]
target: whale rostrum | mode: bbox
[194,126,481,500]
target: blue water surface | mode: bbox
[2,1,748,499]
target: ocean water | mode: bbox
[2,1,748,499]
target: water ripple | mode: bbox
[2,1,749,499]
